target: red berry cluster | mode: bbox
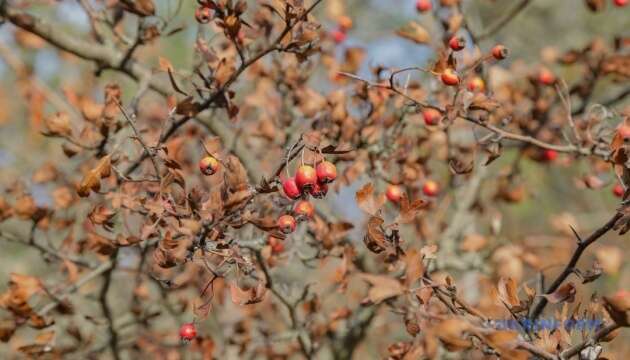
[330,16,353,44]
[277,160,338,236]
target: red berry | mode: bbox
[386,185,403,203]
[195,6,212,24]
[422,180,439,197]
[491,45,509,60]
[467,77,485,92]
[338,16,353,31]
[199,156,220,176]
[416,0,432,12]
[613,184,625,198]
[614,0,628,6]
[277,214,297,234]
[316,161,337,184]
[282,177,301,200]
[618,125,630,140]
[543,149,558,162]
[331,29,346,44]
[422,108,441,126]
[538,68,556,86]
[448,36,466,51]
[293,200,314,220]
[295,165,317,193]
[441,69,460,86]
[268,236,285,254]
[179,323,197,341]
[311,182,329,199]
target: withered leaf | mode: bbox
[42,112,72,137]
[497,277,521,308]
[88,204,117,232]
[230,281,267,305]
[575,261,603,284]
[358,273,405,304]
[404,249,424,287]
[396,197,427,224]
[396,21,430,44]
[175,96,202,117]
[355,183,385,215]
[363,216,388,254]
[152,231,179,269]
[77,155,112,197]
[0,319,16,342]
[224,155,249,192]
[541,282,576,304]
[449,158,474,175]
[321,144,354,154]
[85,232,116,256]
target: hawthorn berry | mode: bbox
[331,29,346,44]
[543,149,558,162]
[386,185,403,203]
[295,165,317,192]
[316,161,337,184]
[199,156,220,176]
[422,108,441,126]
[491,44,509,60]
[338,16,353,31]
[282,177,301,200]
[422,180,439,197]
[277,214,297,234]
[613,184,625,198]
[311,182,329,199]
[441,69,460,86]
[448,36,466,51]
[195,7,212,24]
[268,236,285,254]
[179,323,197,341]
[538,68,556,86]
[618,125,630,140]
[293,200,315,220]
[416,0,432,12]
[467,77,485,92]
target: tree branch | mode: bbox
[529,212,623,320]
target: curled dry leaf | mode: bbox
[358,273,405,304]
[434,318,472,351]
[355,183,385,215]
[403,249,424,287]
[0,319,16,342]
[42,112,72,137]
[396,197,427,224]
[460,233,488,252]
[152,231,180,269]
[575,261,603,284]
[363,216,388,254]
[230,281,267,305]
[541,282,576,304]
[88,204,117,232]
[497,277,521,308]
[77,155,112,197]
[396,21,430,44]
[224,155,249,192]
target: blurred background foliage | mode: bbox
[0,0,629,358]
